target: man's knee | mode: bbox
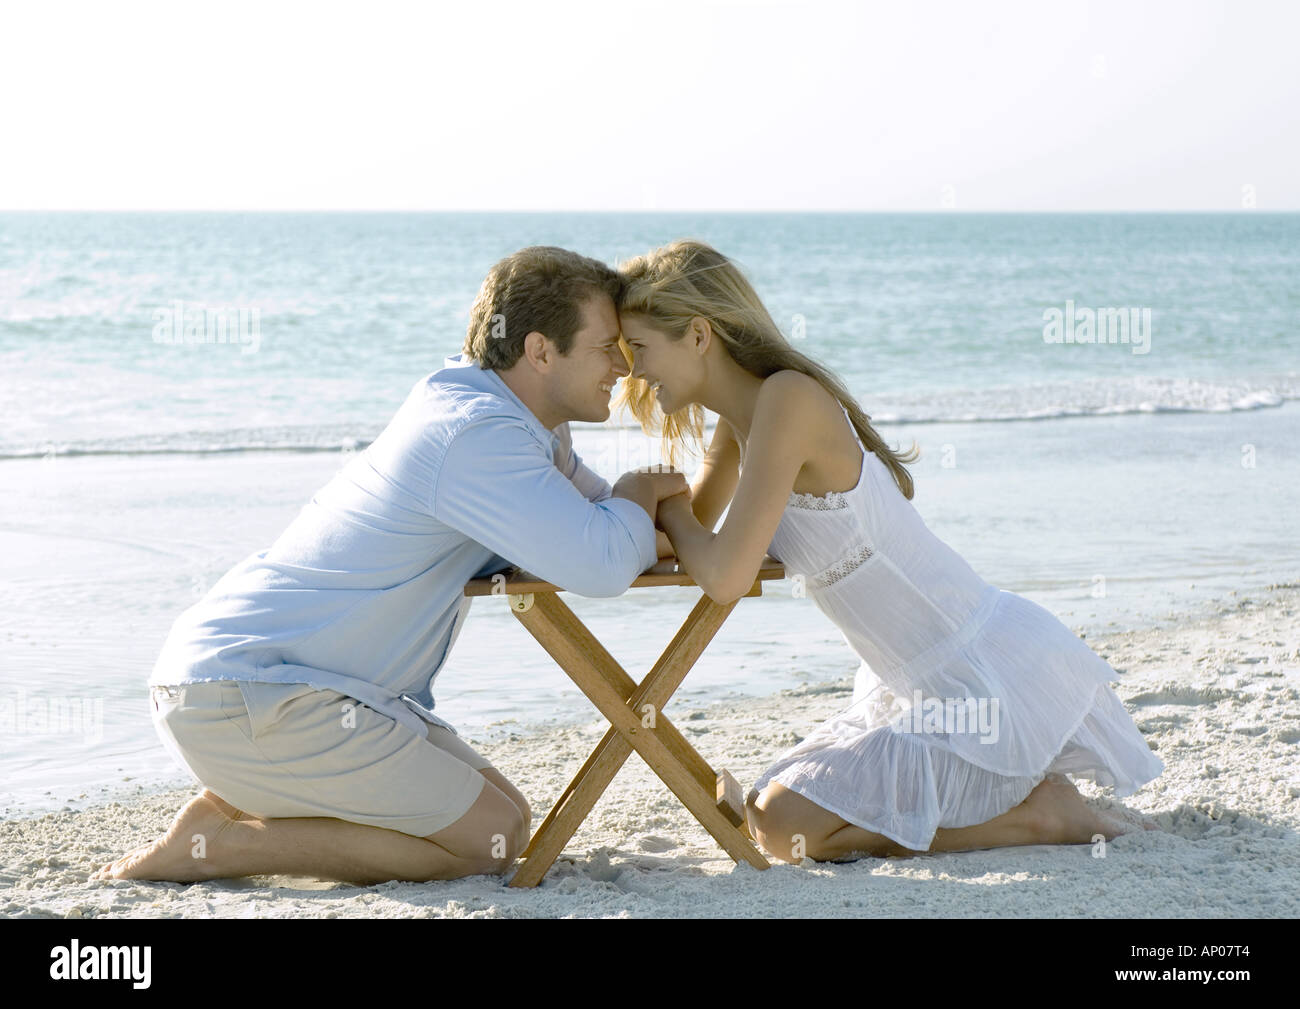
[480,767,531,840]
[424,781,526,873]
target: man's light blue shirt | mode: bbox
[149,355,659,736]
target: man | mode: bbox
[92,247,687,885]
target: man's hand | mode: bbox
[639,465,690,503]
[611,466,690,520]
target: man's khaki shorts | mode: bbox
[151,680,489,838]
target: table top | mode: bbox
[464,557,785,596]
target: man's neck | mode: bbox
[494,364,561,430]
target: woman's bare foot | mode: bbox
[90,790,250,882]
[1021,774,1127,844]
[1099,802,1162,833]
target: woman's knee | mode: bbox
[747,785,818,862]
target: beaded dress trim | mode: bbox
[807,543,876,590]
[787,490,849,510]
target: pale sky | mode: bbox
[2,0,1296,211]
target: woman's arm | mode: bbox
[688,416,741,531]
[652,418,739,559]
[658,372,823,603]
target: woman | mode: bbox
[616,239,1163,863]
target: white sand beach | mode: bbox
[3,582,1298,919]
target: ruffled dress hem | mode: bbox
[753,679,1165,853]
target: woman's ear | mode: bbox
[690,316,712,355]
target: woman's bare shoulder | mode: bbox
[757,370,843,428]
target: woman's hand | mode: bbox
[656,488,693,523]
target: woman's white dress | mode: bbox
[753,408,1164,851]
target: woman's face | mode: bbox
[619,313,699,415]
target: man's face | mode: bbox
[545,293,629,424]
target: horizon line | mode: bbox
[2,208,1296,214]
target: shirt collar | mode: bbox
[440,353,560,448]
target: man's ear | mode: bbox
[522,330,552,371]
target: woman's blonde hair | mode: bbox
[614,239,919,499]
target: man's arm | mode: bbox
[433,415,659,597]
[549,424,680,557]
[551,424,684,558]
[550,422,614,503]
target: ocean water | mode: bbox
[2,212,1298,816]
[3,212,1298,458]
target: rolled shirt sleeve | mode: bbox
[433,415,658,597]
[550,421,614,503]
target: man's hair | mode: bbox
[462,246,623,370]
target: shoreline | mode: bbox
[3,583,1298,918]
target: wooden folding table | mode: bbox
[464,558,785,887]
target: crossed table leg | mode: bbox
[492,573,777,888]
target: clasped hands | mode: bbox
[611,466,692,558]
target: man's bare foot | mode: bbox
[1021,774,1126,845]
[90,790,250,882]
